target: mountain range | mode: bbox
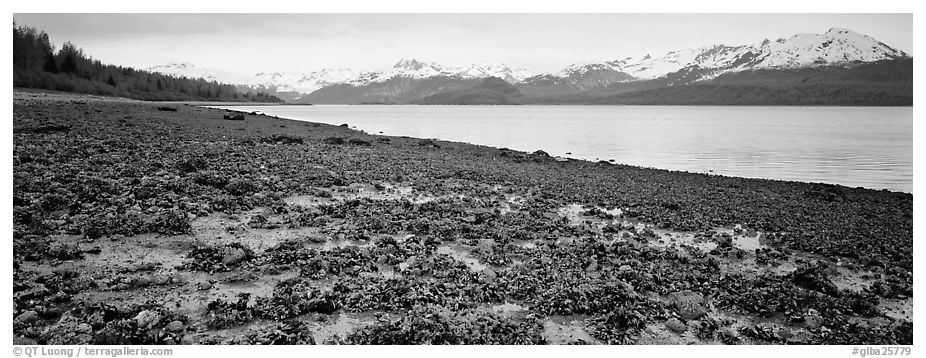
[147,28,912,105]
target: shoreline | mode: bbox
[13,90,912,345]
[212,103,912,194]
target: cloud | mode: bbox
[12,13,912,74]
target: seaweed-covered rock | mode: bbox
[254,278,341,320]
[205,293,253,329]
[792,263,839,296]
[225,178,259,196]
[587,307,646,344]
[149,208,191,235]
[176,157,208,173]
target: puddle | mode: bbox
[491,302,527,316]
[542,317,597,344]
[636,322,708,345]
[644,228,718,253]
[878,298,912,321]
[831,267,878,292]
[555,204,774,256]
[177,270,302,317]
[724,256,798,277]
[436,245,489,271]
[731,234,766,251]
[557,204,587,225]
[318,239,373,251]
[191,213,317,254]
[283,195,333,207]
[512,240,537,249]
[309,312,379,343]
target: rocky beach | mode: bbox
[12,90,912,345]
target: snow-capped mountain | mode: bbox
[348,59,533,84]
[146,28,909,99]
[451,63,533,83]
[252,68,373,94]
[562,27,909,82]
[147,59,533,94]
[751,28,908,67]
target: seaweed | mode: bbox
[205,293,254,329]
[182,243,255,273]
[253,278,341,320]
[346,305,546,344]
[791,263,840,296]
[238,320,316,345]
[587,306,647,344]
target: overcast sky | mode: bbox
[12,13,913,75]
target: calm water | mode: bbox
[218,105,912,193]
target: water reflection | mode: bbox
[217,105,912,192]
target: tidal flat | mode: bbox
[12,91,912,345]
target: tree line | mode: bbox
[13,21,280,102]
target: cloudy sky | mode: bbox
[12,13,913,75]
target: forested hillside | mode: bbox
[13,23,280,102]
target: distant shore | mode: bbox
[13,90,912,345]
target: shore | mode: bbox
[13,90,912,345]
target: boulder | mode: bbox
[16,310,39,323]
[134,310,162,329]
[165,320,185,332]
[323,137,345,145]
[348,138,371,146]
[532,150,550,157]
[665,318,687,333]
[222,112,245,121]
[222,247,248,266]
[667,290,709,320]
[481,268,498,283]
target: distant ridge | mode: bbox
[144,28,911,106]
